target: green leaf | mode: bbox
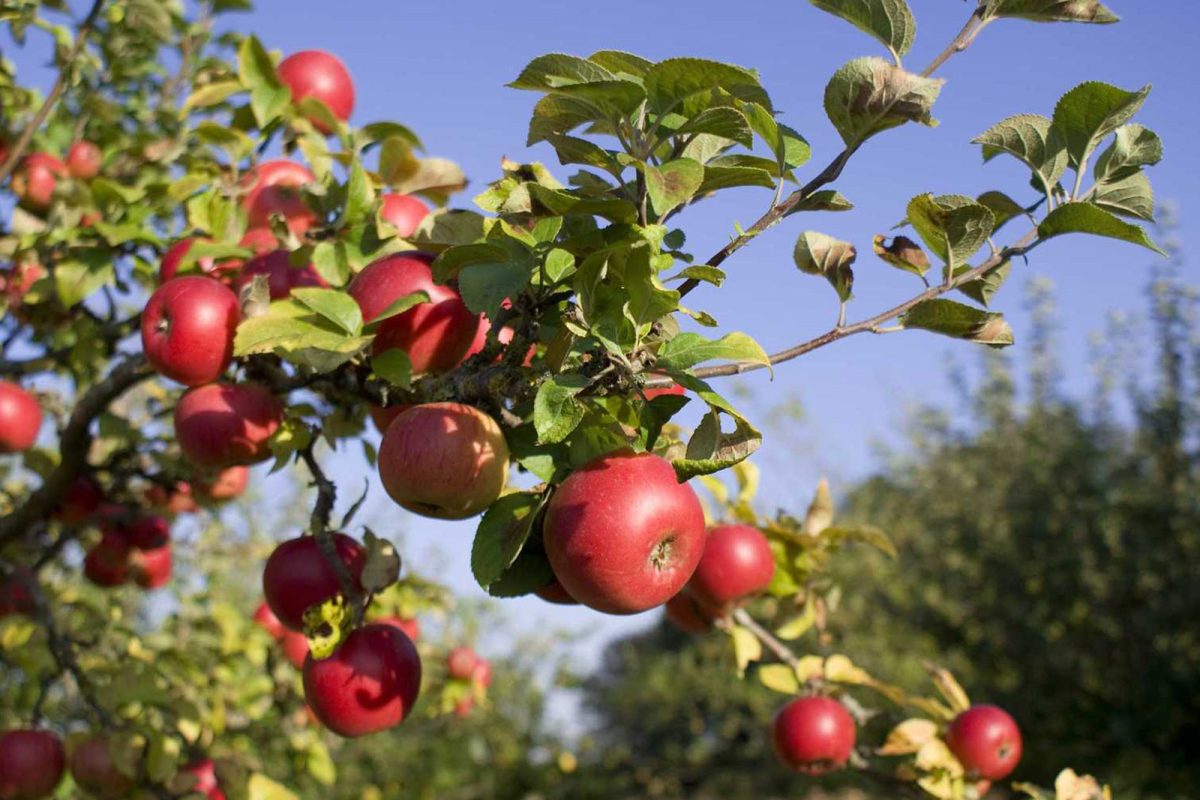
[625,249,680,330]
[790,190,854,214]
[1091,172,1155,221]
[1051,81,1151,171]
[291,288,363,335]
[657,332,771,375]
[673,107,754,149]
[823,57,943,147]
[471,492,543,589]
[545,134,622,175]
[973,113,1067,196]
[956,260,1011,307]
[54,251,113,307]
[758,663,801,694]
[666,265,725,287]
[645,58,772,117]
[1037,202,1164,254]
[587,50,653,79]
[182,80,242,110]
[411,210,492,251]
[342,160,376,227]
[533,374,589,444]
[459,260,531,318]
[360,121,424,150]
[899,299,1014,347]
[486,544,555,598]
[984,0,1118,24]
[237,36,289,127]
[364,290,430,326]
[543,248,576,283]
[696,165,775,194]
[1093,123,1163,183]
[906,194,995,270]
[793,231,856,301]
[976,190,1027,232]
[248,773,300,800]
[509,54,617,90]
[526,183,638,223]
[730,624,763,676]
[809,0,917,58]
[644,158,704,218]
[372,349,412,389]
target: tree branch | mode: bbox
[298,442,364,623]
[731,607,803,670]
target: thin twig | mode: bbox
[731,607,802,670]
[298,442,364,623]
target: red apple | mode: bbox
[534,578,579,606]
[65,141,101,180]
[373,615,420,642]
[2,260,46,312]
[471,659,492,688]
[193,466,249,504]
[543,451,705,615]
[277,50,355,131]
[303,624,421,737]
[253,602,285,640]
[643,376,685,401]
[238,227,279,256]
[0,729,65,799]
[56,475,104,525]
[131,545,172,589]
[180,759,224,800]
[0,568,35,618]
[281,629,310,668]
[173,382,282,468]
[453,697,474,718]
[446,646,477,681]
[378,403,509,520]
[0,381,42,453]
[121,514,171,550]
[262,533,366,631]
[946,705,1022,781]
[158,237,244,284]
[664,590,717,634]
[242,160,316,233]
[688,524,775,608]
[11,152,66,211]
[772,696,856,774]
[367,403,409,434]
[83,533,131,588]
[234,250,327,300]
[379,194,428,237]
[142,276,240,387]
[145,481,198,515]
[68,735,134,798]
[348,253,485,375]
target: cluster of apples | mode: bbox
[0,729,224,799]
[445,646,493,717]
[8,140,101,213]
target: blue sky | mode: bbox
[7,2,1199,691]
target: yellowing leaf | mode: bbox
[878,718,939,756]
[824,654,873,685]
[924,661,971,713]
[730,625,762,676]
[757,663,800,694]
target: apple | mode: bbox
[262,533,366,631]
[347,253,484,375]
[180,759,224,800]
[238,227,279,256]
[83,533,131,588]
[946,705,1022,780]
[367,403,409,434]
[643,376,685,401]
[543,450,705,614]
[242,160,316,233]
[379,194,428,237]
[688,524,775,608]
[68,735,134,798]
[302,623,421,737]
[446,646,478,681]
[11,152,66,211]
[158,237,245,284]
[0,381,42,454]
[378,403,509,520]
[142,276,240,387]
[56,475,104,525]
[253,602,285,640]
[0,729,65,799]
[277,50,355,131]
[373,615,420,642]
[145,481,198,515]
[0,568,35,618]
[453,697,474,718]
[173,382,283,468]
[471,659,493,688]
[235,250,328,300]
[534,578,579,606]
[664,590,716,634]
[281,629,310,668]
[772,696,856,774]
[2,260,46,312]
[121,514,171,550]
[65,141,102,180]
[131,545,172,589]
[193,466,249,504]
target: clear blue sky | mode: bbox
[7,2,1199,686]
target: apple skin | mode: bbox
[131,545,172,589]
[367,403,409,434]
[303,623,421,737]
[145,481,198,515]
[534,578,579,606]
[242,160,316,233]
[643,379,685,401]
[278,50,355,131]
[379,194,428,237]
[234,250,328,300]
[0,381,42,454]
[120,514,171,550]
[946,705,1022,781]
[11,152,66,211]
[281,629,310,668]
[65,141,102,180]
[664,590,717,634]
[347,253,484,375]
[543,451,706,615]
[772,696,856,775]
[158,237,245,284]
[688,524,775,608]
[193,466,249,504]
[181,759,224,800]
[68,735,134,798]
[0,729,65,800]
[83,533,132,588]
[142,276,240,387]
[262,533,366,631]
[253,602,285,640]
[56,475,104,525]
[446,646,478,681]
[0,568,35,618]
[378,403,509,520]
[471,659,492,688]
[173,383,283,469]
[373,615,420,643]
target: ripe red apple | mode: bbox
[145,481,198,515]
[643,376,685,401]
[83,533,131,588]
[180,759,224,800]
[446,647,478,681]
[688,524,775,608]
[65,141,102,180]
[348,253,485,375]
[303,624,421,737]
[142,277,240,387]
[131,545,172,589]
[0,381,42,453]
[543,451,705,614]
[772,696,856,774]
[234,250,327,300]
[471,659,492,688]
[11,152,66,211]
[281,629,310,668]
[378,403,509,520]
[121,514,171,550]
[193,466,249,504]
[946,705,1022,780]
[56,475,104,525]
[535,578,579,605]
[453,697,474,718]
[367,403,409,434]
[158,237,245,284]
[242,160,316,233]
[262,533,366,631]
[253,602,285,640]
[2,260,46,312]
[373,615,420,642]
[664,590,717,634]
[68,735,134,798]
[238,227,279,256]
[277,50,355,131]
[0,568,35,618]
[379,194,428,237]
[0,729,65,799]
[173,382,283,468]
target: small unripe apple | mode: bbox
[688,524,775,608]
[142,276,240,387]
[0,381,42,454]
[277,50,355,132]
[242,160,316,233]
[173,383,282,468]
[11,152,66,211]
[0,729,65,799]
[534,578,579,605]
[281,629,310,668]
[65,141,102,180]
[235,250,328,300]
[68,735,134,798]
[193,466,249,504]
[772,696,856,774]
[56,476,104,525]
[180,759,224,800]
[253,602,285,640]
[543,451,705,614]
[303,624,422,737]
[378,403,509,520]
[379,194,428,237]
[446,646,478,681]
[262,533,366,630]
[131,545,172,589]
[664,590,717,634]
[83,533,131,588]
[946,705,1022,780]
[373,615,420,642]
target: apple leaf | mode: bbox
[533,375,590,444]
[656,331,771,375]
[809,0,917,58]
[471,491,543,590]
[484,537,555,598]
[363,291,430,327]
[985,0,1118,24]
[823,57,943,147]
[974,113,1068,198]
[237,36,289,127]
[793,231,856,301]
[645,57,772,117]
[906,194,995,271]
[730,625,762,676]
[1051,81,1151,171]
[1037,201,1165,254]
[291,288,363,336]
[757,663,801,694]
[372,349,412,389]
[899,299,1014,347]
